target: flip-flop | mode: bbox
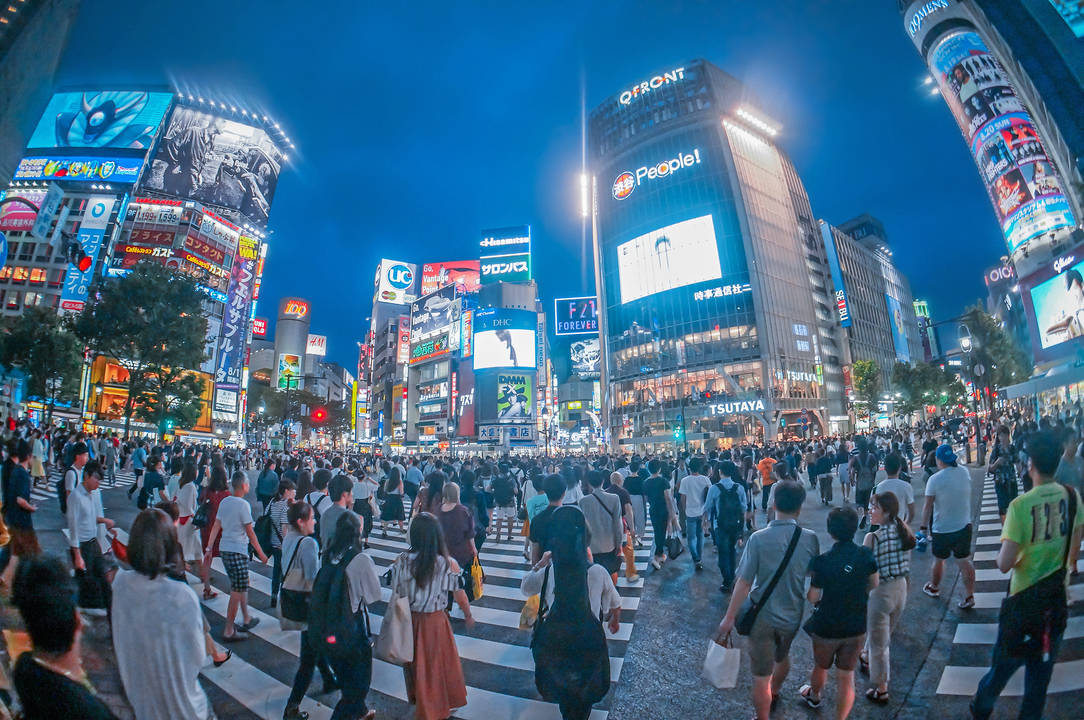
[865,687,890,704]
[799,684,821,709]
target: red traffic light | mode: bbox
[311,407,328,422]
[77,254,93,272]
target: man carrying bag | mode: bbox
[713,482,820,720]
[971,430,1083,720]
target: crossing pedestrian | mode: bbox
[379,466,406,536]
[678,458,711,571]
[706,461,747,593]
[436,482,477,600]
[577,469,624,580]
[921,444,976,609]
[267,479,295,607]
[1,439,37,589]
[66,460,115,616]
[644,459,677,570]
[198,465,231,600]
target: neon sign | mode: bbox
[618,67,686,106]
[612,148,701,200]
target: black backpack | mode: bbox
[308,550,367,659]
[716,483,744,534]
[57,468,74,514]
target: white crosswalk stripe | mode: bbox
[935,478,1084,697]
[113,494,653,719]
[33,467,139,504]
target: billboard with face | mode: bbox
[496,373,534,421]
[472,308,537,370]
[28,91,174,150]
[142,105,284,225]
[927,30,1074,254]
[420,260,480,295]
[277,353,301,388]
[616,214,722,304]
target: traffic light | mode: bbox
[673,424,683,441]
[311,406,328,423]
[63,236,92,272]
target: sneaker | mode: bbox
[239,617,260,631]
[626,573,642,582]
[79,607,108,618]
[695,562,703,572]
[958,595,975,610]
[283,705,310,720]
[650,558,662,570]
[922,582,940,598]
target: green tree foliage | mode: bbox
[0,307,83,424]
[852,359,881,425]
[73,262,208,438]
[892,361,968,418]
[960,305,1032,389]
[134,365,206,438]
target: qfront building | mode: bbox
[589,59,850,450]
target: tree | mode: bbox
[851,359,881,426]
[134,365,206,439]
[892,361,969,419]
[0,307,83,424]
[73,262,208,438]
[960,305,1032,390]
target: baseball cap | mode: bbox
[935,444,957,464]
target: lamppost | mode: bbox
[92,381,103,428]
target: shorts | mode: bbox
[493,505,516,521]
[810,633,865,671]
[747,620,798,677]
[593,550,620,576]
[932,524,972,559]
[220,551,250,592]
[855,486,873,508]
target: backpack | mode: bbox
[253,502,280,556]
[307,492,329,546]
[57,468,74,514]
[716,483,744,534]
[308,550,367,659]
[855,454,877,491]
[492,474,515,506]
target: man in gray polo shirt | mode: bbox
[319,475,357,553]
[714,481,820,720]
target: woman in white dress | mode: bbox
[175,463,202,567]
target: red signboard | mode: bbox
[252,317,268,337]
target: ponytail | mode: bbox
[873,490,915,550]
[895,515,916,551]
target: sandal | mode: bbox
[202,588,218,600]
[922,582,940,598]
[799,684,821,708]
[865,687,890,705]
[859,654,870,676]
[958,595,975,610]
[213,649,232,667]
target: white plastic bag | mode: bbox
[702,637,740,689]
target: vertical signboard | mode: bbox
[819,221,852,328]
[213,235,258,413]
[479,225,532,284]
[59,195,116,313]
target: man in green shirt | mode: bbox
[971,430,1083,720]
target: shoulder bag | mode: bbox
[996,485,1077,658]
[279,537,315,629]
[374,557,414,665]
[736,525,803,636]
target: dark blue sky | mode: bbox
[59,0,1004,371]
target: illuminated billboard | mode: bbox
[455,364,475,438]
[884,294,910,363]
[496,373,534,421]
[927,30,1074,254]
[376,258,417,305]
[142,104,284,225]
[410,335,451,364]
[570,337,601,379]
[252,317,268,337]
[480,253,531,283]
[28,91,174,150]
[410,285,460,341]
[0,190,46,232]
[480,225,532,284]
[554,296,599,336]
[277,353,301,388]
[473,308,537,370]
[1049,0,1084,37]
[306,334,327,357]
[420,260,480,295]
[1021,246,1084,360]
[617,214,722,304]
[14,155,143,183]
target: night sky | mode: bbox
[57,0,1005,371]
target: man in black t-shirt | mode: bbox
[644,459,675,568]
[528,474,567,563]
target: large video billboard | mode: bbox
[410,285,460,341]
[554,296,599,336]
[496,373,534,421]
[928,30,1074,254]
[1021,246,1084,359]
[376,259,417,305]
[28,91,174,150]
[14,155,143,184]
[420,260,480,295]
[617,214,722,304]
[473,308,537,370]
[142,105,284,225]
[884,294,911,363]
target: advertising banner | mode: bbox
[554,296,599,335]
[480,253,531,284]
[0,190,46,232]
[460,309,473,358]
[820,222,853,328]
[376,258,417,304]
[571,337,601,378]
[142,104,284,225]
[396,316,411,364]
[1021,246,1084,359]
[30,184,63,240]
[410,335,450,364]
[928,30,1074,253]
[496,373,534,421]
[213,235,259,410]
[29,91,174,150]
[410,285,460,341]
[201,316,221,375]
[617,214,721,303]
[58,195,116,313]
[478,424,536,443]
[455,364,475,438]
[420,260,480,295]
[418,381,448,403]
[14,155,143,184]
[480,225,531,285]
[472,308,538,370]
[252,317,268,337]
[884,294,911,363]
[306,334,327,357]
[277,353,301,388]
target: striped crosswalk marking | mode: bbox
[34,467,139,504]
[935,478,1084,697]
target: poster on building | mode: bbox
[277,353,301,388]
[396,316,411,364]
[28,91,174,150]
[410,285,460,341]
[571,337,601,379]
[212,235,258,410]
[455,364,475,438]
[884,294,910,363]
[59,195,116,313]
[142,104,284,225]
[420,260,481,295]
[496,373,534,421]
[306,334,327,356]
[0,190,46,232]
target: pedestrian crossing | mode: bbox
[32,466,138,504]
[116,503,656,720]
[935,477,1084,698]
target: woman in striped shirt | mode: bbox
[861,491,915,704]
[391,513,473,720]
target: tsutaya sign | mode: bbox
[708,399,767,416]
[619,67,686,106]
[612,148,702,200]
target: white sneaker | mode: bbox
[650,558,661,570]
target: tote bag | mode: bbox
[374,565,414,665]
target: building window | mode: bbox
[0,266,11,281]
[11,267,28,283]
[29,268,46,284]
[17,243,33,261]
[5,291,18,309]
[23,292,41,307]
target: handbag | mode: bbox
[519,593,541,630]
[623,532,637,579]
[666,529,684,560]
[996,485,1076,658]
[702,636,741,689]
[110,533,129,564]
[279,538,313,627]
[374,565,414,665]
[736,525,802,636]
[191,499,211,529]
[470,557,485,600]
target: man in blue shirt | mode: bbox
[127,441,148,500]
[404,457,424,503]
[706,460,748,593]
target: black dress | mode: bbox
[13,652,119,720]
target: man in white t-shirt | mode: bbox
[678,457,712,571]
[205,471,268,641]
[921,445,976,609]
[875,453,916,523]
